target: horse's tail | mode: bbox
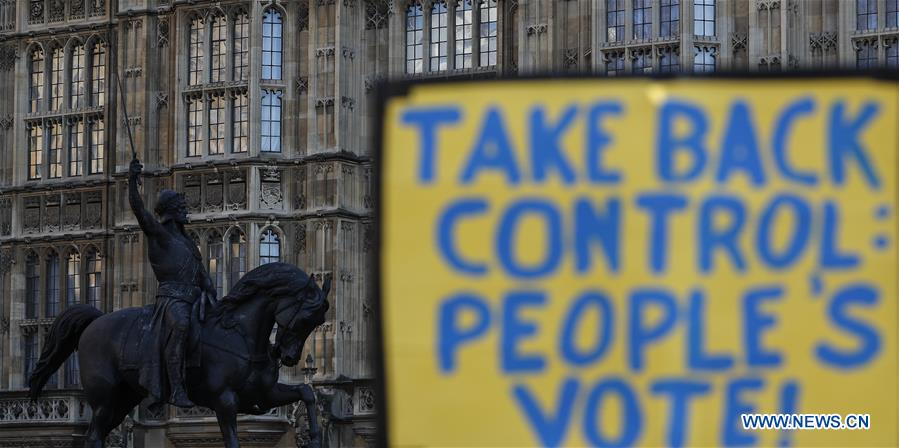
[28,304,103,400]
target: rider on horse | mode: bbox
[129,157,217,408]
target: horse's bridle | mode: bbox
[271,276,316,358]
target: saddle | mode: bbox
[120,302,204,370]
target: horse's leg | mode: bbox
[213,390,240,448]
[252,383,321,448]
[83,386,141,448]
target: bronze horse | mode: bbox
[28,262,331,448]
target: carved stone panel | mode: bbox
[0,197,10,236]
[64,193,81,231]
[83,191,102,229]
[260,167,282,210]
[183,174,202,213]
[44,195,60,233]
[205,173,223,213]
[23,196,41,234]
[226,170,246,210]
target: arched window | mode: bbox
[211,14,226,83]
[66,251,81,306]
[50,46,64,110]
[233,12,249,80]
[189,17,204,85]
[454,0,473,69]
[430,1,448,71]
[478,0,497,67]
[259,229,280,265]
[209,94,225,155]
[24,333,37,381]
[262,9,282,80]
[88,116,104,174]
[69,119,84,176]
[90,42,105,106]
[45,251,60,317]
[25,252,39,319]
[405,3,424,74]
[48,120,62,179]
[85,248,102,309]
[228,231,246,288]
[30,48,44,113]
[207,233,224,299]
[70,43,86,108]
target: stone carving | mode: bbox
[23,196,41,234]
[183,174,202,213]
[227,171,246,210]
[316,47,335,58]
[48,0,64,21]
[105,414,133,448]
[757,0,780,10]
[296,77,308,94]
[174,406,215,418]
[358,387,374,412]
[341,46,355,59]
[365,0,389,29]
[89,0,104,16]
[363,223,372,252]
[84,191,102,229]
[64,193,80,231]
[564,48,578,68]
[0,198,10,236]
[298,0,309,31]
[809,32,837,52]
[732,33,748,52]
[44,196,60,233]
[340,96,355,110]
[155,92,168,109]
[0,250,13,274]
[29,0,43,24]
[0,397,73,422]
[260,182,283,210]
[70,0,84,17]
[0,46,15,71]
[205,173,223,213]
[526,24,547,35]
[295,223,306,253]
[157,16,169,48]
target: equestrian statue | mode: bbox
[27,157,331,448]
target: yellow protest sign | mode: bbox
[376,77,898,447]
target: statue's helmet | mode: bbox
[155,189,185,218]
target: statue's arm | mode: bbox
[128,159,165,237]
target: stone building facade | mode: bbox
[0,0,894,446]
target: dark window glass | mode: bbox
[633,0,651,39]
[46,251,60,317]
[660,0,680,37]
[228,232,246,289]
[262,9,283,80]
[606,0,624,42]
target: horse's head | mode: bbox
[273,273,331,366]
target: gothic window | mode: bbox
[24,333,37,380]
[406,3,424,74]
[606,0,624,42]
[478,0,497,66]
[694,0,715,37]
[659,47,680,73]
[30,48,44,113]
[887,39,899,67]
[64,355,79,386]
[208,233,224,299]
[259,229,281,265]
[632,49,652,73]
[660,0,679,37]
[633,0,651,39]
[233,12,249,81]
[50,47,64,111]
[694,46,716,72]
[25,252,39,319]
[28,124,43,180]
[232,92,248,153]
[889,0,899,28]
[858,0,877,31]
[189,16,204,85]
[187,97,203,157]
[90,42,105,106]
[228,231,246,289]
[430,1,448,71]
[211,14,227,83]
[209,95,225,155]
[69,120,84,176]
[86,248,102,310]
[66,251,81,306]
[455,0,473,69]
[262,9,283,80]
[48,121,62,179]
[71,44,86,108]
[261,90,282,153]
[45,251,60,317]
[89,118,104,174]
[604,51,624,76]
[857,40,878,68]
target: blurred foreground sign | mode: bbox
[376,77,898,447]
